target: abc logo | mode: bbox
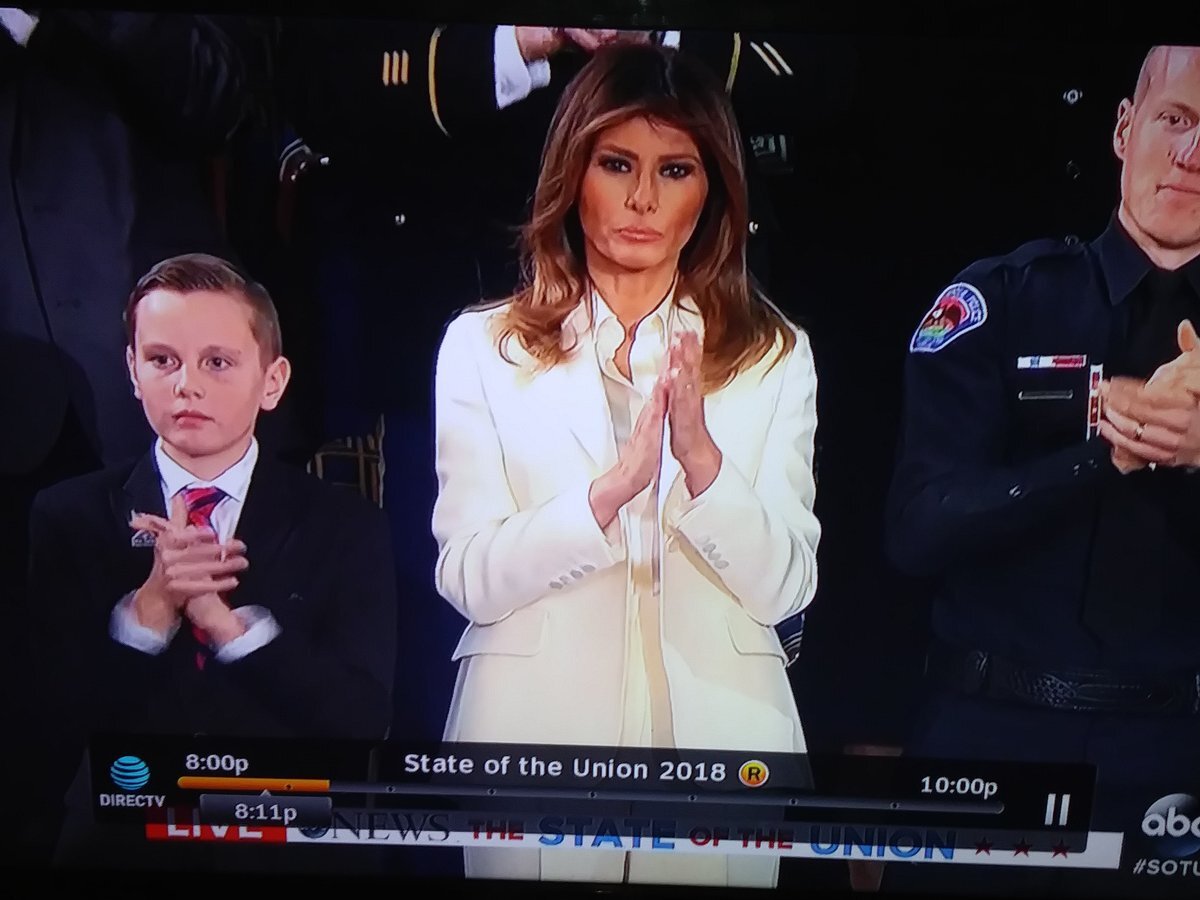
[1141,793,1200,859]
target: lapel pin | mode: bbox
[131,530,156,548]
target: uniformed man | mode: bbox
[886,42,1200,867]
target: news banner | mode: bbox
[88,735,1123,868]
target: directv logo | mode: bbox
[99,756,164,808]
[110,756,151,791]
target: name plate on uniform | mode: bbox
[1016,355,1088,370]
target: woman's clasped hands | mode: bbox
[589,331,723,529]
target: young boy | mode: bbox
[25,253,398,864]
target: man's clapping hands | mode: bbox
[514,26,654,64]
[1100,319,1200,474]
[129,492,248,645]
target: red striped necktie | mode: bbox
[180,486,227,670]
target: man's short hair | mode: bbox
[125,253,283,364]
[1131,45,1200,105]
[1133,46,1167,105]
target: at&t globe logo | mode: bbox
[1142,793,1200,858]
[109,756,151,791]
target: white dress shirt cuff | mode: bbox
[495,24,552,110]
[110,591,180,655]
[212,606,281,663]
[661,30,681,48]
[0,8,37,46]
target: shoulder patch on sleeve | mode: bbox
[910,282,988,353]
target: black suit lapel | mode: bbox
[112,451,165,585]
[116,451,166,522]
[231,460,307,608]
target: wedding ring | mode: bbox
[1134,423,1146,441]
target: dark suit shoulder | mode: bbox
[260,461,386,525]
[32,459,139,519]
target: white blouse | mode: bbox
[588,283,694,747]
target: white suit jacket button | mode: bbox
[581,564,595,573]
[571,569,582,579]
[714,560,730,570]
[549,580,563,589]
[702,542,716,553]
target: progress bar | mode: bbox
[179,777,330,791]
[178,778,1003,814]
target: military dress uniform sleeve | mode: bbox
[277,17,497,155]
[30,11,249,149]
[0,7,37,46]
[677,30,744,93]
[0,20,18,80]
[676,31,782,287]
[885,266,1116,578]
[678,31,856,138]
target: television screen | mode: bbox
[3,3,1199,899]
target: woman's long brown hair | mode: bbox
[488,41,796,392]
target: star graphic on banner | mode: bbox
[975,838,993,855]
[1012,839,1033,856]
[1051,841,1071,858]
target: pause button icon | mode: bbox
[1044,793,1071,826]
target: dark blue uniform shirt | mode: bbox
[887,215,1200,675]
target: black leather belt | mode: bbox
[927,643,1200,715]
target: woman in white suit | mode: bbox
[431,41,820,887]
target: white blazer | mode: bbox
[432,296,820,755]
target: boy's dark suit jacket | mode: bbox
[25,450,399,828]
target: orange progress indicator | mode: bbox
[177,777,330,792]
